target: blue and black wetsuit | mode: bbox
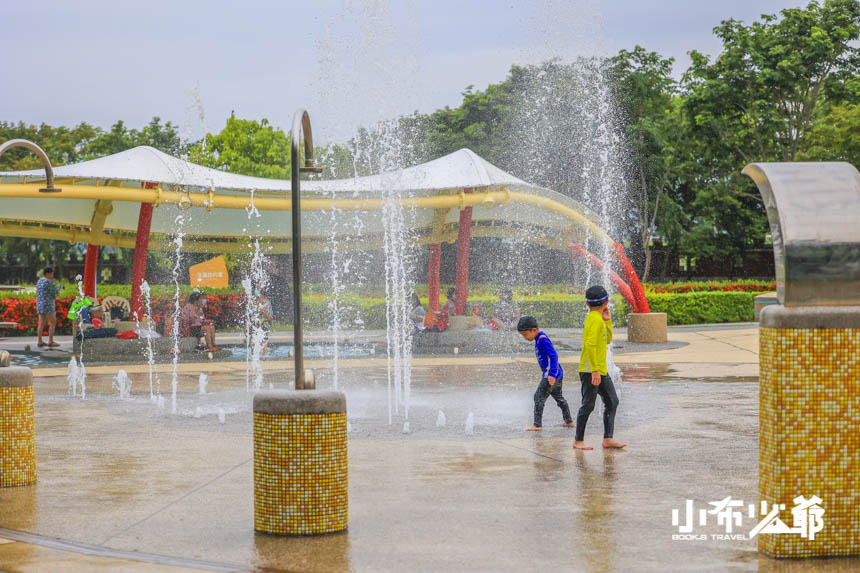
[532,331,572,427]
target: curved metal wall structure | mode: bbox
[743,161,860,306]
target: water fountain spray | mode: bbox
[169,214,186,413]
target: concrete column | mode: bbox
[627,312,667,343]
[759,306,860,557]
[0,365,37,487]
[253,391,348,535]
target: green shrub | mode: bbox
[645,291,756,324]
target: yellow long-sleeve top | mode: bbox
[578,311,613,375]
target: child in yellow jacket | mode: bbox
[573,285,627,451]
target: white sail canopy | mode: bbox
[1,146,528,194]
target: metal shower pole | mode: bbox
[290,109,322,390]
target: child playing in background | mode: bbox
[574,285,626,450]
[517,316,574,431]
[256,290,273,356]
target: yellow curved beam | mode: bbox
[0,183,613,244]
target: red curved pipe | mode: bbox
[612,243,650,313]
[567,243,637,311]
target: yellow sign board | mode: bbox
[189,256,229,289]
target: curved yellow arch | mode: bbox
[0,182,614,247]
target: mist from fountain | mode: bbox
[58,1,638,431]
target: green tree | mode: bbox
[680,0,860,270]
[188,114,292,179]
[0,121,99,170]
[797,102,860,166]
[86,117,183,157]
[685,0,859,163]
[609,47,692,280]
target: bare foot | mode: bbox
[573,441,593,450]
[560,422,575,428]
[526,426,543,431]
[602,438,627,449]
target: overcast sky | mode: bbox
[1,0,807,144]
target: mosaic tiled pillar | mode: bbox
[0,366,37,487]
[759,306,860,558]
[253,391,347,535]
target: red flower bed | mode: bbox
[0,293,246,336]
[0,296,77,335]
[645,280,776,294]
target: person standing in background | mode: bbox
[36,267,61,347]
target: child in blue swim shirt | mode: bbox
[517,316,574,431]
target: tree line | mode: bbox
[1,0,857,280]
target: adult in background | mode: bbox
[408,292,426,333]
[36,267,61,348]
[489,288,521,330]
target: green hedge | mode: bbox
[0,290,755,334]
[645,291,756,324]
[297,292,754,329]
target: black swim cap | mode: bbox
[585,285,609,304]
[517,316,538,331]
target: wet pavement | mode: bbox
[1,327,857,572]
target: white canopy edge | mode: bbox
[1,146,525,195]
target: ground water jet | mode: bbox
[112,370,132,400]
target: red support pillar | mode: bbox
[83,244,99,298]
[130,197,155,320]
[454,188,474,316]
[428,244,441,313]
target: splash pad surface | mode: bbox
[1,327,852,572]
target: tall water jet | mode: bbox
[241,276,253,391]
[138,280,158,401]
[325,190,343,390]
[169,214,186,414]
[72,273,87,396]
[243,237,269,392]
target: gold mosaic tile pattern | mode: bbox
[0,386,37,487]
[254,411,348,535]
[760,328,860,557]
